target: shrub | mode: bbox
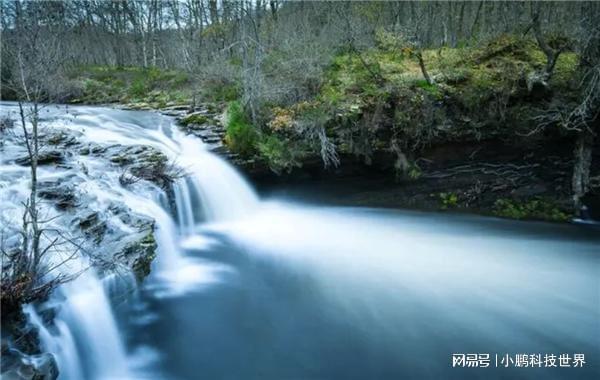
[225,101,258,156]
[130,78,148,98]
[493,198,571,222]
[258,135,303,174]
[438,192,459,209]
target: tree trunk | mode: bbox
[572,127,595,211]
[416,51,433,85]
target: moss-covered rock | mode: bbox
[118,229,157,280]
[180,113,210,126]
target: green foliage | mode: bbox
[225,101,258,156]
[407,164,422,180]
[415,80,442,100]
[438,192,459,210]
[258,135,303,174]
[493,198,571,222]
[130,77,148,97]
[260,33,581,172]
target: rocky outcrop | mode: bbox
[15,150,65,166]
[1,124,167,380]
[114,229,157,280]
[1,314,58,380]
[38,180,79,210]
[1,351,58,380]
[169,105,227,148]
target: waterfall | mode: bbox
[4,103,258,379]
[175,135,259,225]
[24,267,129,380]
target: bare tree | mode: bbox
[570,3,600,211]
[1,1,79,314]
[524,3,566,92]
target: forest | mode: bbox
[2,1,599,215]
[1,2,599,380]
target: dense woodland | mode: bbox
[1,1,599,214]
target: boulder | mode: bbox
[75,211,107,244]
[38,181,77,210]
[15,151,64,166]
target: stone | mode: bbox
[38,180,78,210]
[75,211,107,244]
[15,151,64,166]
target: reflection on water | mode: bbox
[122,204,600,380]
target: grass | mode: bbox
[68,65,193,107]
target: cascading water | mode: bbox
[1,102,258,379]
[176,136,258,224]
[25,268,131,380]
[4,103,599,380]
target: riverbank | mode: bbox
[0,102,596,380]
[17,33,596,223]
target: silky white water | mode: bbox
[1,103,258,379]
[2,103,598,380]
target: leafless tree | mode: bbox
[570,3,600,211]
[0,1,80,314]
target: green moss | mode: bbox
[493,198,571,222]
[553,52,578,86]
[140,230,156,245]
[109,154,132,165]
[181,113,209,126]
[126,229,157,280]
[225,101,258,156]
[143,151,168,165]
[47,132,68,145]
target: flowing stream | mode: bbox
[1,104,599,379]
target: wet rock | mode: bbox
[1,352,58,380]
[108,204,154,230]
[45,132,78,147]
[122,102,153,111]
[160,109,187,117]
[89,144,107,155]
[38,181,77,210]
[194,128,224,144]
[114,229,157,280]
[181,122,226,146]
[163,104,190,111]
[15,151,64,166]
[108,144,177,190]
[1,313,58,380]
[75,211,107,244]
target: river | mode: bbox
[1,103,598,379]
